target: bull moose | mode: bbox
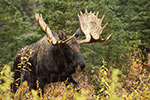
[12,9,112,94]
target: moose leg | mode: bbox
[65,75,80,91]
[11,71,21,93]
[36,77,46,95]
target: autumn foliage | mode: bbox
[0,48,150,100]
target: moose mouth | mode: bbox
[76,64,86,72]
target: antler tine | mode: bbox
[96,11,99,17]
[100,33,112,42]
[93,12,95,15]
[85,9,88,13]
[63,33,76,43]
[35,13,75,45]
[78,9,112,44]
[102,21,108,30]
[80,11,83,15]
[99,21,108,36]
[100,13,105,25]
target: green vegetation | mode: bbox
[0,0,150,99]
[0,50,150,99]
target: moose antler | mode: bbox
[35,13,75,45]
[78,9,112,44]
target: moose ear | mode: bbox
[58,30,67,40]
[74,28,81,38]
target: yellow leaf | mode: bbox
[101,77,104,82]
[23,57,28,60]
[27,62,32,66]
[17,66,21,68]
[99,88,104,93]
[105,82,110,88]
[104,71,107,75]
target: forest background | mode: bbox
[0,0,150,99]
[1,0,150,69]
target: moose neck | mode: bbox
[51,44,75,74]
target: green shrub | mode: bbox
[0,48,150,99]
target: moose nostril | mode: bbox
[81,64,85,69]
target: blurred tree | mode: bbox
[0,0,36,67]
[128,0,150,48]
[1,0,149,72]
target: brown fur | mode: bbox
[12,33,85,94]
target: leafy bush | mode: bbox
[119,49,150,99]
[0,48,150,99]
[0,65,13,99]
